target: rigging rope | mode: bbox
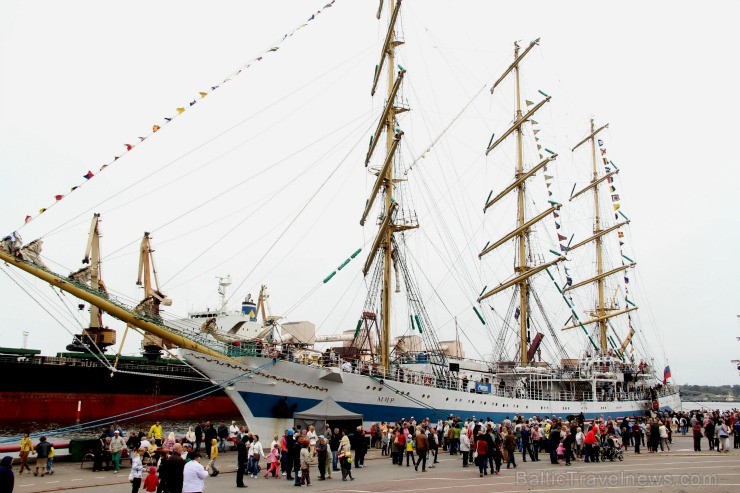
[0,266,113,369]
[38,42,375,242]
[17,0,344,233]
[223,114,376,307]
[403,84,487,177]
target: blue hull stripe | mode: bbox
[238,391,658,422]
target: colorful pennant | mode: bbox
[16,0,340,229]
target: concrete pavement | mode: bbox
[8,436,739,493]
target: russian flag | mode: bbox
[663,365,671,384]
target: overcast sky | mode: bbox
[0,0,738,387]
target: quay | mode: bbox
[6,436,738,493]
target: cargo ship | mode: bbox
[0,346,237,424]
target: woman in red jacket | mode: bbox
[475,432,488,477]
[583,426,598,463]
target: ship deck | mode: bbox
[230,344,679,404]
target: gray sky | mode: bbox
[0,0,738,386]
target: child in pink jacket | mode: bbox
[264,443,281,478]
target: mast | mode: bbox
[381,2,395,376]
[513,43,529,366]
[590,119,607,353]
[479,39,563,367]
[362,0,408,373]
[567,120,638,353]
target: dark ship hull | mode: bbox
[0,348,238,423]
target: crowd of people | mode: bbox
[1,408,737,493]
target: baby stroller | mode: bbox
[600,436,623,462]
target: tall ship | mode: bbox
[0,1,679,437]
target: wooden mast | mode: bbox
[590,118,608,353]
[380,0,397,374]
[480,40,563,366]
[513,42,529,366]
[569,120,638,354]
[361,0,405,373]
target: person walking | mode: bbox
[648,420,660,453]
[584,426,598,462]
[165,444,185,493]
[203,424,216,459]
[194,423,203,453]
[207,439,220,476]
[109,431,127,474]
[414,427,429,472]
[0,456,14,493]
[131,448,145,493]
[148,422,163,447]
[575,427,584,459]
[18,434,33,475]
[716,420,730,453]
[182,453,209,493]
[299,441,311,486]
[459,430,470,467]
[290,435,302,486]
[316,436,327,480]
[217,423,229,453]
[633,421,642,454]
[658,422,670,452]
[264,443,281,479]
[338,432,353,481]
[306,426,317,456]
[236,435,248,487]
[531,425,541,461]
[503,432,517,469]
[548,424,561,464]
[45,445,55,475]
[404,433,415,467]
[704,418,715,451]
[329,429,341,472]
[247,435,264,478]
[562,426,575,466]
[521,425,534,462]
[475,431,488,477]
[351,427,367,468]
[34,437,52,477]
[692,419,702,451]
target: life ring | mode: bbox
[423,375,431,386]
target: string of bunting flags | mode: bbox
[526,96,573,270]
[528,98,599,351]
[17,0,339,230]
[598,138,637,356]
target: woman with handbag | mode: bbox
[338,433,353,481]
[247,435,264,478]
[18,434,33,474]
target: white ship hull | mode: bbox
[184,350,682,439]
